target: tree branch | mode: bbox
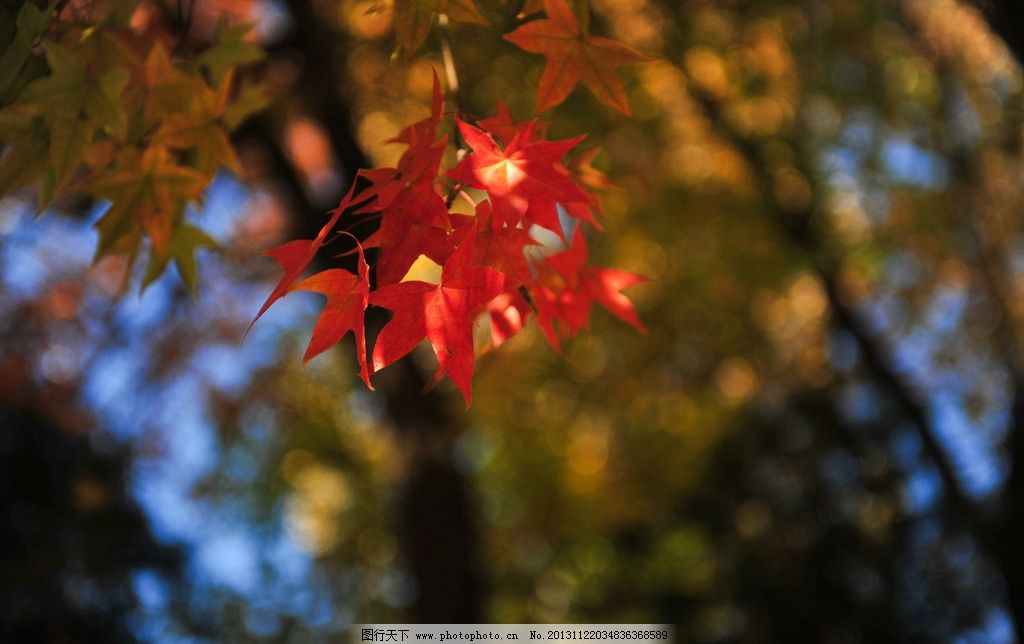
[684,86,981,524]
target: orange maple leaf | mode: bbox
[504,0,651,114]
[293,241,373,388]
[393,0,488,55]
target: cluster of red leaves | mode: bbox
[252,0,650,405]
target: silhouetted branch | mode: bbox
[684,85,979,523]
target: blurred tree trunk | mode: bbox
[379,360,484,622]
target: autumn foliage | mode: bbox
[0,0,650,406]
[252,0,650,404]
[0,3,264,291]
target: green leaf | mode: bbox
[142,222,219,293]
[0,54,49,106]
[92,146,206,261]
[145,42,198,116]
[190,19,262,84]
[223,80,268,130]
[0,107,47,195]
[84,0,142,27]
[19,43,129,198]
[0,103,37,138]
[150,72,241,178]
[0,1,55,99]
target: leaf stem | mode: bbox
[438,15,460,102]
[437,14,473,210]
[437,13,467,154]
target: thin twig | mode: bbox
[437,13,468,153]
[173,0,195,54]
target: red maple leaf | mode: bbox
[254,65,649,399]
[357,70,446,219]
[447,117,588,226]
[370,233,514,405]
[562,145,613,230]
[519,149,608,236]
[358,75,453,285]
[531,226,647,347]
[364,141,454,286]
[477,98,547,146]
[569,146,614,192]
[358,127,454,284]
[487,290,532,348]
[528,280,580,349]
[522,195,597,238]
[389,70,445,148]
[452,200,538,283]
[503,0,651,114]
[249,182,366,332]
[292,241,372,388]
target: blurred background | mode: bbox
[3,0,1024,641]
